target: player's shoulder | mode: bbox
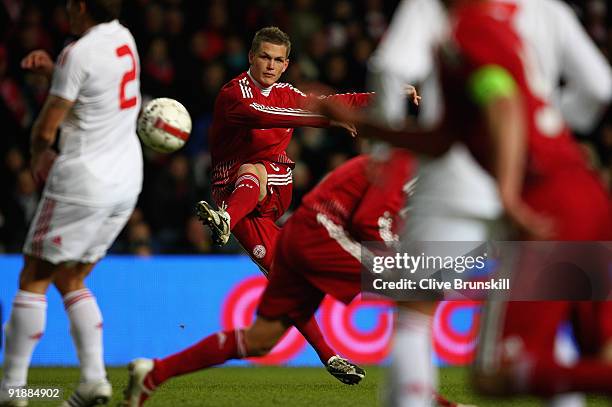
[454,1,517,34]
[273,82,306,97]
[452,1,521,58]
[78,21,136,50]
[56,35,91,68]
[218,72,252,99]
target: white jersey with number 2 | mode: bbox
[47,20,143,207]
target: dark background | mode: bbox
[0,0,610,256]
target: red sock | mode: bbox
[294,317,335,364]
[151,329,248,386]
[530,358,612,395]
[225,173,260,228]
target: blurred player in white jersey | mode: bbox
[368,1,501,406]
[0,1,142,406]
[366,0,611,406]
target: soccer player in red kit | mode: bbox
[194,26,417,384]
[443,1,612,398]
[121,151,415,406]
[319,0,612,399]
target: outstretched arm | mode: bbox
[316,98,453,156]
[470,65,554,239]
[322,86,419,110]
[224,90,331,129]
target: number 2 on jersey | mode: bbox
[115,45,137,110]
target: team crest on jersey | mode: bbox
[253,245,266,259]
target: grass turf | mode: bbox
[5,366,609,406]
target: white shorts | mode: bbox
[403,212,506,241]
[23,195,137,264]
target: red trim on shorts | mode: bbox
[31,198,56,257]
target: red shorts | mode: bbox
[481,169,611,370]
[571,301,612,355]
[522,168,612,240]
[212,160,293,271]
[257,207,363,325]
[500,301,570,361]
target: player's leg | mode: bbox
[197,162,267,246]
[228,168,342,364]
[271,211,367,384]
[53,262,112,406]
[54,198,135,407]
[475,301,612,396]
[394,213,497,407]
[0,195,64,406]
[121,241,318,407]
[120,315,290,407]
[388,301,438,407]
[232,215,342,370]
[0,256,53,407]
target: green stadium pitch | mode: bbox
[5,366,609,406]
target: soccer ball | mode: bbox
[137,98,192,153]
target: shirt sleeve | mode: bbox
[50,42,88,102]
[454,12,525,104]
[321,92,374,108]
[223,82,331,128]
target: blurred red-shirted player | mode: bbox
[320,0,612,398]
[442,1,612,397]
[121,151,415,407]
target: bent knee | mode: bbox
[245,336,277,356]
[53,263,94,295]
[18,256,56,293]
[237,163,267,201]
[238,163,263,177]
[248,344,274,357]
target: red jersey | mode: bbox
[210,71,372,187]
[442,1,587,179]
[301,150,416,242]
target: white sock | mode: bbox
[64,289,106,383]
[388,308,436,407]
[1,290,47,388]
[547,333,585,407]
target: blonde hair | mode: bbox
[250,27,291,57]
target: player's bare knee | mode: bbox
[53,262,95,295]
[244,334,275,356]
[18,256,55,293]
[245,317,286,356]
[238,163,254,174]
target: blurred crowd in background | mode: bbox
[0,0,610,256]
